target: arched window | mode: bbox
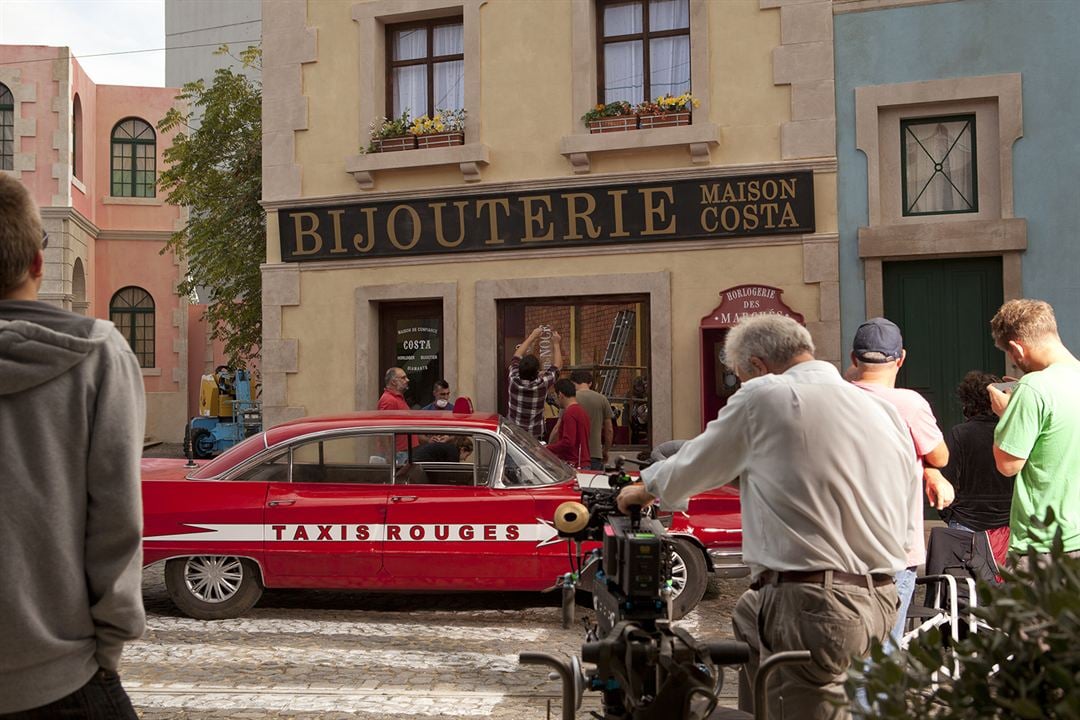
[110,118,156,197]
[1,83,14,171]
[110,286,155,367]
[72,94,83,180]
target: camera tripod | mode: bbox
[520,647,810,720]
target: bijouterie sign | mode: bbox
[278,171,815,262]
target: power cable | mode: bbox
[166,19,261,37]
[0,39,261,68]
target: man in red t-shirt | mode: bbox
[546,379,591,468]
[379,367,413,455]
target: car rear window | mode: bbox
[189,432,268,479]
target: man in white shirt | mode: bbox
[618,315,920,719]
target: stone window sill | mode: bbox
[140,367,162,376]
[102,195,164,206]
[72,175,86,194]
[559,122,720,174]
[345,143,491,190]
[858,217,1027,258]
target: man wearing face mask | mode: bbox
[422,380,454,411]
[617,315,919,719]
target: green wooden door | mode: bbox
[882,257,1005,434]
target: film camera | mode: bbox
[520,461,750,720]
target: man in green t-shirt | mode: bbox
[989,299,1080,557]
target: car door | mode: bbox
[142,476,270,568]
[381,432,546,587]
[262,431,392,587]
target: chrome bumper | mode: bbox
[708,548,751,578]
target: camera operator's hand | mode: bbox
[616,482,656,514]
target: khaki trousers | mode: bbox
[747,578,896,720]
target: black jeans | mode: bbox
[0,669,137,720]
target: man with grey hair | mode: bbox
[0,174,145,716]
[378,366,414,461]
[618,314,920,719]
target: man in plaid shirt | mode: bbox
[508,326,562,438]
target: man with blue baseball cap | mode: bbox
[848,317,950,652]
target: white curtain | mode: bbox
[602,0,689,104]
[649,0,689,99]
[650,36,690,99]
[434,60,464,111]
[905,120,974,214]
[603,2,643,103]
[393,66,427,118]
[433,24,465,110]
[604,41,643,104]
[392,28,427,117]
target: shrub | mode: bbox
[847,511,1080,719]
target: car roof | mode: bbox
[270,410,501,433]
[191,411,504,480]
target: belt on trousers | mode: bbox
[755,569,894,590]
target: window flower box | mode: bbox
[634,94,699,131]
[582,101,635,134]
[374,135,417,152]
[410,108,467,150]
[367,109,467,154]
[587,116,639,134]
[638,111,691,130]
[416,131,465,149]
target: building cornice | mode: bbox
[260,231,838,272]
[833,0,961,15]
[40,206,100,237]
[260,157,838,210]
[96,229,176,242]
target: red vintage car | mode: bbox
[142,412,743,620]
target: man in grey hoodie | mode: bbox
[0,174,145,717]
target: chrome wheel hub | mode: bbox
[184,556,243,603]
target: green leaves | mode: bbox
[157,45,263,369]
[847,511,1080,719]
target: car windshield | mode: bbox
[499,419,576,485]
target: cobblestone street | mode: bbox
[128,563,750,719]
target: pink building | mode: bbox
[1,44,221,442]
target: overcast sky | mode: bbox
[0,0,166,86]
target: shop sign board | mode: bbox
[278,171,815,262]
[700,285,805,328]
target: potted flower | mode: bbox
[367,111,415,152]
[411,108,466,149]
[582,100,636,133]
[636,93,699,129]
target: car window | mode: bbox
[289,433,395,484]
[474,435,499,486]
[500,420,575,485]
[232,450,289,482]
[395,432,490,487]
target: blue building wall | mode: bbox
[835,0,1080,348]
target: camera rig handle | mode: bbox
[704,640,751,667]
[753,650,812,719]
[518,652,579,720]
